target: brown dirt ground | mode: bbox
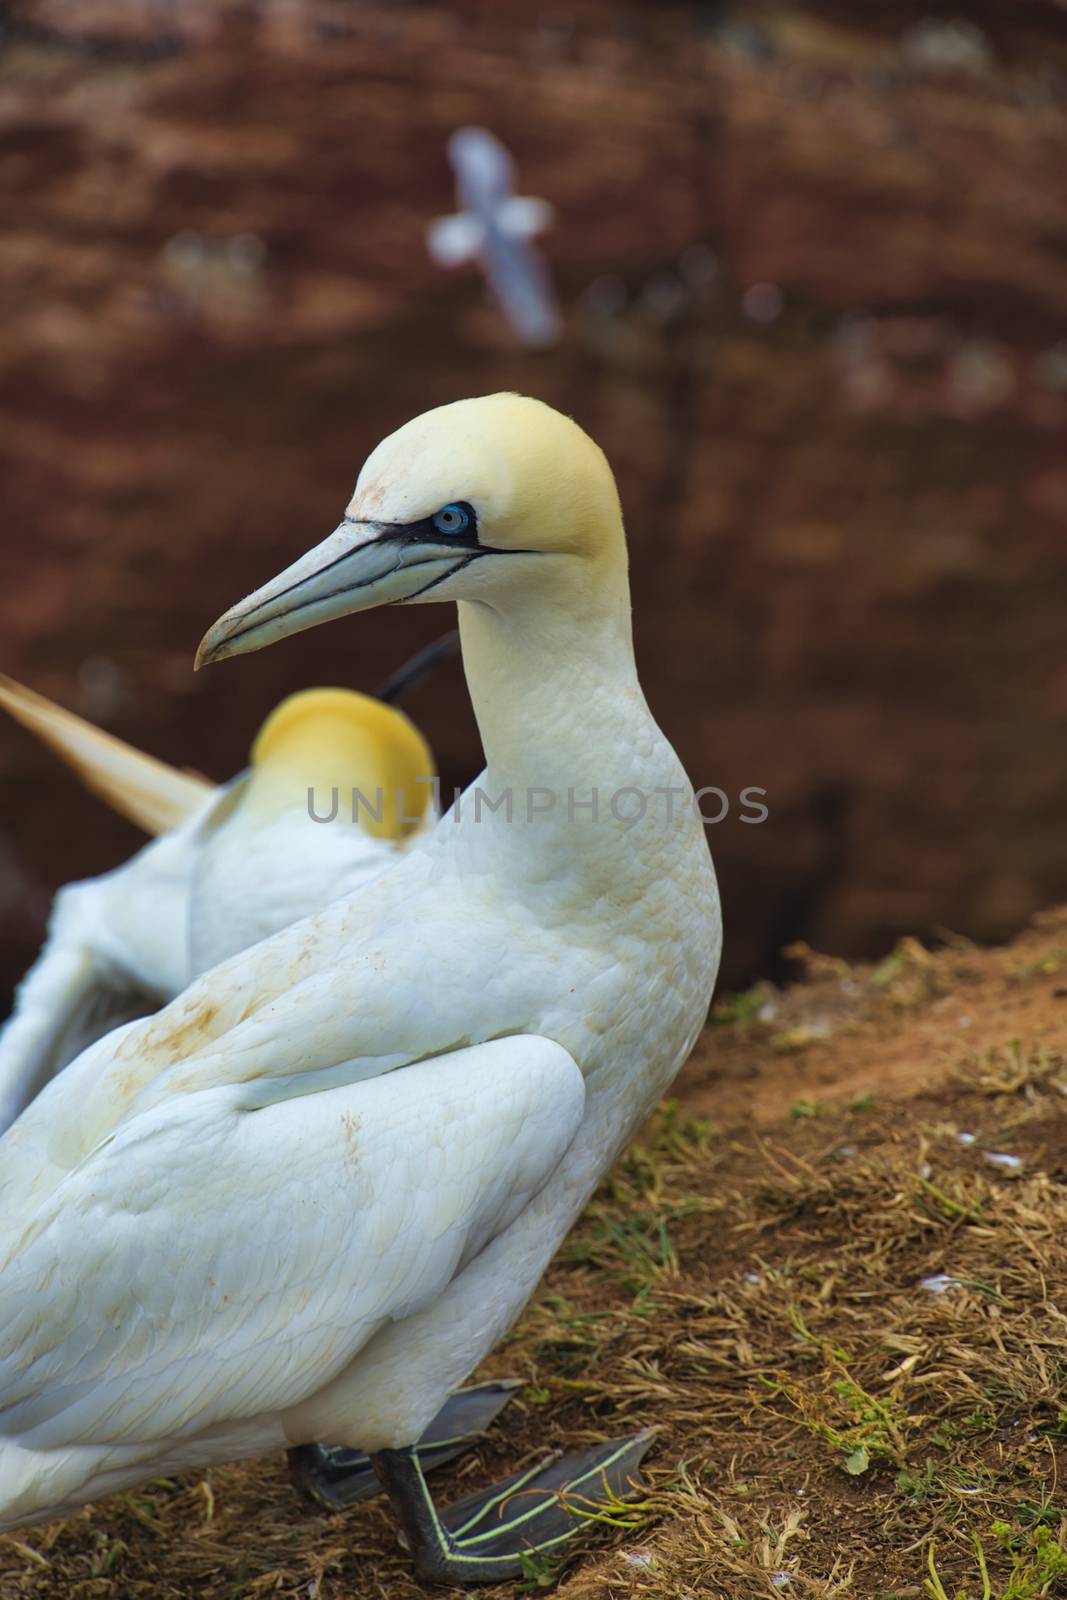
[3,909,1067,1599]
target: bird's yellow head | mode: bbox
[196,395,626,667]
[249,687,435,840]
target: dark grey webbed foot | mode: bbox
[373,1428,656,1584]
[289,1379,521,1509]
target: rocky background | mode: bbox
[1,0,1065,998]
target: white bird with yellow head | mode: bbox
[0,394,720,1583]
[0,678,437,1134]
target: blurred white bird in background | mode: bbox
[0,395,719,1585]
[427,127,561,347]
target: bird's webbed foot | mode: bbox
[373,1428,656,1585]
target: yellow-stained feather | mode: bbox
[0,674,212,837]
[249,687,435,840]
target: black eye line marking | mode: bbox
[341,510,479,550]
[340,514,537,559]
[397,553,481,604]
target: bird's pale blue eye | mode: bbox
[432,503,472,537]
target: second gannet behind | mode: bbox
[0,680,435,1132]
[0,395,720,1583]
[190,685,435,974]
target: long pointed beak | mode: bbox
[195,523,474,669]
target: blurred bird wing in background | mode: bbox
[496,196,554,239]
[0,812,212,1136]
[450,125,515,210]
[0,675,211,835]
[0,676,221,1130]
[427,126,561,347]
[479,220,561,349]
[426,212,485,267]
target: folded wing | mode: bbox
[0,1035,584,1453]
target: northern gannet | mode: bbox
[0,677,435,1133]
[0,395,720,1581]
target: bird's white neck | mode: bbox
[444,564,710,951]
[456,561,643,801]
